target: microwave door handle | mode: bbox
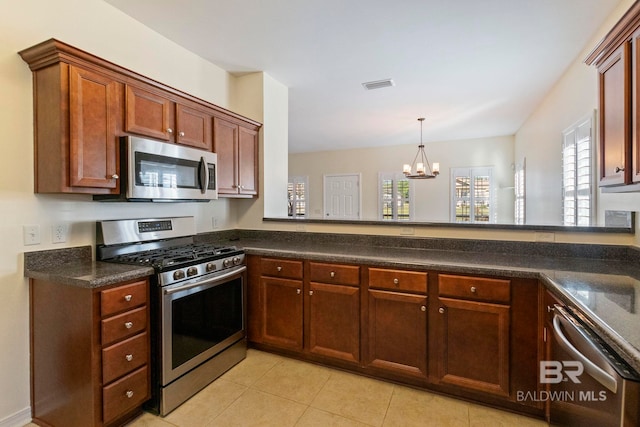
[552,312,618,393]
[199,156,208,194]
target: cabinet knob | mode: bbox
[393,278,399,286]
[616,166,625,173]
[421,305,426,312]
[309,290,314,296]
[330,271,336,278]
[296,289,301,295]
[179,131,185,137]
[438,307,445,314]
[124,321,133,329]
[111,174,119,179]
[124,294,132,302]
[276,266,282,272]
[125,390,134,399]
[470,286,477,293]
[240,185,245,190]
[547,305,555,313]
[125,354,133,362]
[167,128,173,134]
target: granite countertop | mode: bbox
[23,238,640,375]
[236,239,640,375]
[24,246,154,288]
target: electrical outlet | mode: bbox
[212,217,219,229]
[400,227,415,235]
[52,224,68,243]
[23,225,41,245]
[535,232,555,243]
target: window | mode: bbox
[514,160,526,225]
[450,167,494,223]
[379,173,412,220]
[288,176,308,218]
[562,115,594,226]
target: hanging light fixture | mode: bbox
[403,117,439,179]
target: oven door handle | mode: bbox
[552,309,617,393]
[164,265,246,295]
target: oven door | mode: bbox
[126,136,217,201]
[161,265,245,385]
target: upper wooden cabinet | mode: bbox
[19,39,261,196]
[125,84,213,151]
[214,117,259,197]
[586,2,640,188]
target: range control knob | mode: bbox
[187,267,198,277]
[223,258,232,268]
[206,262,216,272]
[232,256,241,265]
[173,270,186,281]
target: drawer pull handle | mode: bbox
[126,390,134,398]
[421,305,426,312]
[438,307,445,314]
[393,278,399,286]
[276,266,282,272]
[125,354,133,362]
[124,321,133,329]
[616,166,625,173]
[470,286,477,293]
[330,271,336,278]
[124,294,132,302]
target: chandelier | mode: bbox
[403,117,439,179]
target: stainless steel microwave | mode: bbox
[95,136,217,202]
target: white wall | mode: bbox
[289,135,514,223]
[0,0,242,424]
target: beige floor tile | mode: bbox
[383,385,469,427]
[295,407,372,426]
[163,378,247,427]
[469,404,548,427]
[311,370,394,427]
[125,411,177,427]
[253,357,331,404]
[220,348,285,387]
[207,388,307,427]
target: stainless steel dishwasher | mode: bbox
[548,305,640,426]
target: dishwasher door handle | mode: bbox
[552,312,618,393]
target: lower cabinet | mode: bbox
[246,256,541,417]
[30,277,150,427]
[366,268,428,380]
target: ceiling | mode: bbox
[104,0,621,153]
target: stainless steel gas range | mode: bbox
[96,216,246,416]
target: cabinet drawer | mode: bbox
[102,332,148,384]
[309,262,360,286]
[102,306,148,346]
[369,268,427,293]
[438,274,510,303]
[101,280,148,317]
[260,258,303,279]
[102,365,149,424]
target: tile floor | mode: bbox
[121,349,548,427]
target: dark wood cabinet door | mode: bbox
[125,85,173,141]
[367,290,427,379]
[308,282,360,363]
[213,117,239,194]
[598,43,631,187]
[260,277,303,351]
[633,29,640,183]
[69,66,121,190]
[435,297,510,397]
[176,104,212,150]
[238,125,258,196]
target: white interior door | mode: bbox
[323,174,361,219]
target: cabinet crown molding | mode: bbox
[585,1,640,66]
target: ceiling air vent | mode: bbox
[362,78,395,90]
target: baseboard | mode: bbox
[0,407,31,427]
